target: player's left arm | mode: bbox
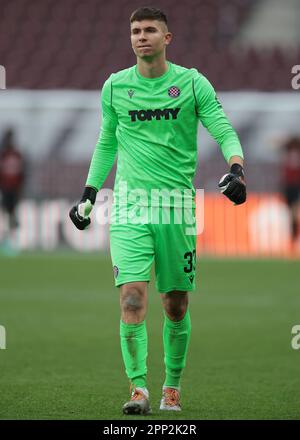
[195,74,246,205]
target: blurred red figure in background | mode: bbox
[281,137,300,247]
[0,128,26,231]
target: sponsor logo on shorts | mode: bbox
[189,275,194,284]
[113,265,119,278]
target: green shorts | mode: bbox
[109,205,196,293]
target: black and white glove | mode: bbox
[69,186,97,230]
[218,163,246,205]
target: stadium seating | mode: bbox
[0,0,298,90]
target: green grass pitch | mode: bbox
[0,253,299,420]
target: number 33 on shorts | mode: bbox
[183,249,196,284]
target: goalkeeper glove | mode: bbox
[218,163,246,205]
[69,186,97,230]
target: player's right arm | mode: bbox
[69,77,118,230]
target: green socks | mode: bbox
[120,320,148,388]
[163,310,191,388]
[120,311,191,390]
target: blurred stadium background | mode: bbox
[0,0,300,256]
[0,0,299,420]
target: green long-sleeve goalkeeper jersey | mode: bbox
[86,61,243,207]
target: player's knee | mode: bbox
[121,287,145,314]
[165,305,187,321]
[163,292,188,321]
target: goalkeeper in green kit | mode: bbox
[69,7,246,415]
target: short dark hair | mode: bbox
[130,6,168,26]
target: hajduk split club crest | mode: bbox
[168,86,181,97]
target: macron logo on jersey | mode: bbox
[128,108,181,122]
